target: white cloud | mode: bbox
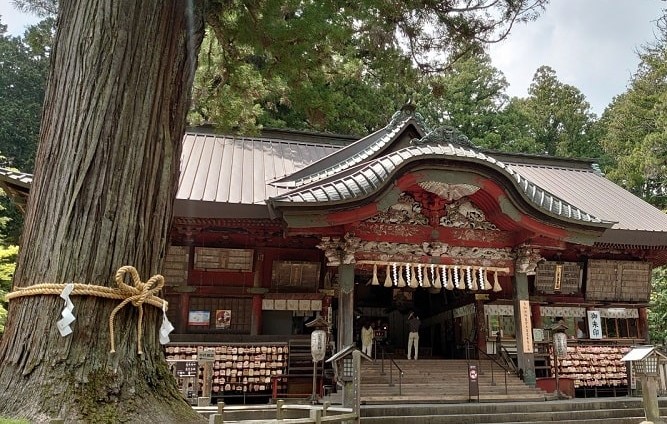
[489,0,665,115]
[0,3,40,36]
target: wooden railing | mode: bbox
[202,400,357,424]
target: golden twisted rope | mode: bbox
[5,265,168,355]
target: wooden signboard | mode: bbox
[174,360,198,377]
[585,259,651,302]
[535,261,582,294]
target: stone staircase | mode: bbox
[360,398,667,423]
[360,359,547,404]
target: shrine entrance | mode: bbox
[352,263,503,360]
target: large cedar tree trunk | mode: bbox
[0,1,205,422]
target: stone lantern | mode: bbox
[621,345,667,424]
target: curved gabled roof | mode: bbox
[269,140,613,227]
[270,108,428,189]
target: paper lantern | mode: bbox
[311,330,327,362]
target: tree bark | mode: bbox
[0,1,205,422]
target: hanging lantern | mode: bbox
[384,265,392,287]
[311,330,327,362]
[371,264,380,285]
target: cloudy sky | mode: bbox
[1,2,665,116]
[488,0,665,115]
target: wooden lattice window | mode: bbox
[535,261,583,294]
[586,259,651,302]
[194,247,254,271]
[271,260,320,291]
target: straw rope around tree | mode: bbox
[5,265,168,355]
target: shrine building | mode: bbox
[3,106,667,401]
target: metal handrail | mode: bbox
[465,340,511,395]
[499,345,519,375]
[380,346,404,395]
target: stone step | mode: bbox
[359,358,539,404]
[358,398,667,423]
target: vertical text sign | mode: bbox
[587,310,603,339]
[519,300,534,353]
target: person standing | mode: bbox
[361,322,374,357]
[407,312,420,360]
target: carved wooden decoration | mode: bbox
[365,192,429,225]
[418,181,479,202]
[439,198,498,230]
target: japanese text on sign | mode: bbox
[175,361,197,377]
[519,300,533,353]
[587,310,602,339]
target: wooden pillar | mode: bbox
[178,293,190,334]
[177,242,196,334]
[338,263,355,409]
[251,295,263,336]
[512,272,536,386]
[475,297,487,353]
[250,253,265,336]
[531,303,542,329]
[638,307,649,342]
[338,264,355,350]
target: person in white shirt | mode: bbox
[361,322,374,357]
[407,311,421,360]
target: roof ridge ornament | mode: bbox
[387,102,428,131]
[410,126,475,148]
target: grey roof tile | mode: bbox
[177,131,340,205]
[270,143,609,226]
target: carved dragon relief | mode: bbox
[355,240,514,262]
[515,246,543,275]
[439,198,498,231]
[318,234,515,267]
[365,192,429,226]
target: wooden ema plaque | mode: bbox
[585,259,651,302]
[535,261,582,294]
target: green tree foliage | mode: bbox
[508,66,601,157]
[0,244,18,336]
[417,53,510,144]
[649,267,667,344]
[0,18,52,244]
[0,18,52,171]
[191,0,548,134]
[598,22,667,209]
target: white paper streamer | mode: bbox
[159,300,174,345]
[453,265,460,289]
[56,283,75,337]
